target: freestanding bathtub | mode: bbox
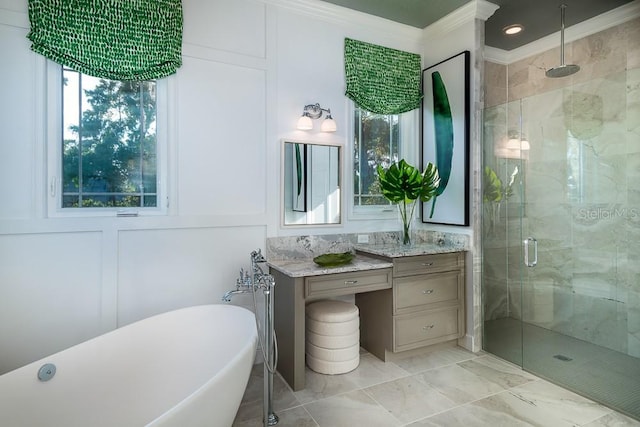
[0,304,258,427]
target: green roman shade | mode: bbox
[344,38,422,115]
[27,0,183,81]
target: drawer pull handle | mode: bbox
[422,324,435,330]
[344,280,358,285]
[421,262,434,267]
[422,289,434,295]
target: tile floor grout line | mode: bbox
[391,355,479,377]
[399,387,530,426]
[300,404,321,427]
[357,386,406,427]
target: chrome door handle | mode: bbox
[523,237,538,267]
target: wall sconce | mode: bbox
[505,130,530,150]
[494,130,530,159]
[296,103,337,132]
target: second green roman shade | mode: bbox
[344,38,422,115]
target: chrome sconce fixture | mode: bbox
[297,103,337,132]
[494,130,530,159]
[505,130,530,151]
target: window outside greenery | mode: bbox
[62,68,157,208]
[353,108,400,206]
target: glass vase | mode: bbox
[398,200,417,246]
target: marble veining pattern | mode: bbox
[232,346,640,426]
[266,231,470,262]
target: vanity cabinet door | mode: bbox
[393,307,460,351]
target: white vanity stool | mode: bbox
[305,300,360,374]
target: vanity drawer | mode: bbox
[394,270,462,313]
[305,268,392,300]
[393,307,460,351]
[393,252,463,277]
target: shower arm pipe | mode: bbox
[559,4,566,66]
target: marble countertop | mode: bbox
[267,253,393,278]
[267,241,468,277]
[355,242,468,258]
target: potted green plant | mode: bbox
[377,159,440,245]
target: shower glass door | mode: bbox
[483,67,640,419]
[482,98,526,368]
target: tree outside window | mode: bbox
[62,69,157,208]
[353,108,400,206]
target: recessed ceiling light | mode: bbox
[503,24,524,35]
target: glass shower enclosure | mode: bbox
[482,63,640,419]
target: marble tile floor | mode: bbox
[232,344,640,427]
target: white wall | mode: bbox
[0,0,436,374]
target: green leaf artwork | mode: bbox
[294,143,302,197]
[429,71,454,218]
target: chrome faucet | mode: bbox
[221,288,248,302]
[221,268,253,302]
[221,248,279,426]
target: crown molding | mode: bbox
[259,0,423,42]
[483,46,509,64]
[423,0,499,40]
[485,0,640,64]
[476,0,501,22]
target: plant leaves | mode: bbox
[429,71,454,218]
[377,159,440,204]
[483,166,503,203]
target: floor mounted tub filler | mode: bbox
[0,304,257,427]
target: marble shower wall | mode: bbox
[483,17,640,357]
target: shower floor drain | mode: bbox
[553,354,573,362]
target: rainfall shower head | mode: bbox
[546,64,580,78]
[546,4,580,78]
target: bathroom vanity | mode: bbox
[355,247,465,362]
[268,242,466,391]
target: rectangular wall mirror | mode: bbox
[282,140,341,226]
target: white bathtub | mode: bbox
[0,304,257,427]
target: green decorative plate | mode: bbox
[313,252,354,267]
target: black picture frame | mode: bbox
[421,50,470,226]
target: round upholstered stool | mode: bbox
[305,300,360,375]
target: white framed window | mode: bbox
[47,63,168,217]
[350,105,418,219]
